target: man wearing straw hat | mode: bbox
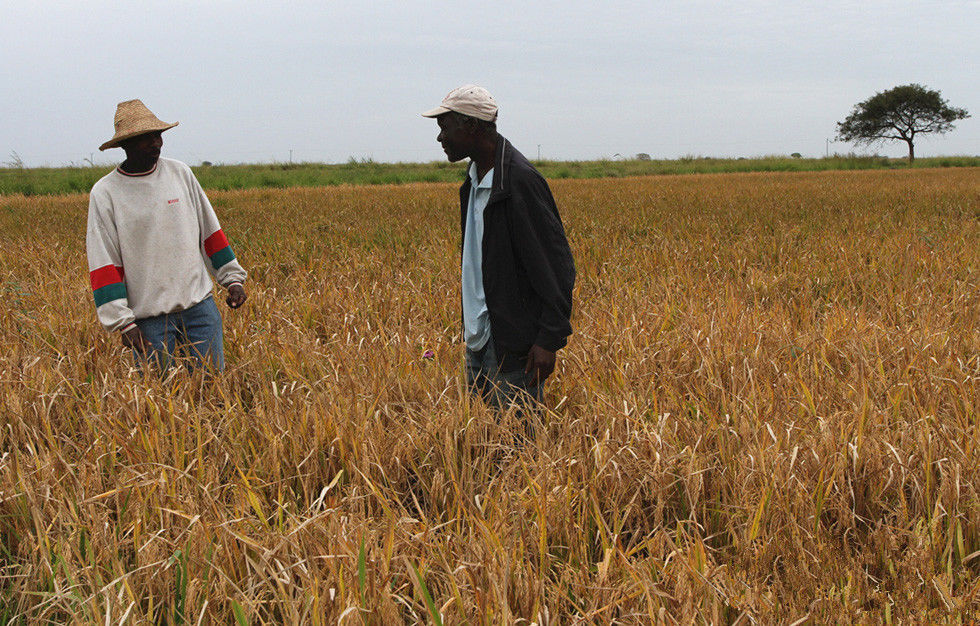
[86,99,247,371]
[422,85,575,412]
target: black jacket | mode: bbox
[460,135,575,370]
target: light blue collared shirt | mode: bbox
[462,162,494,350]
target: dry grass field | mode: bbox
[1,168,978,623]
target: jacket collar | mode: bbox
[486,133,511,204]
[460,134,512,209]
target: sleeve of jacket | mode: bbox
[508,172,576,352]
[86,188,137,333]
[186,167,247,288]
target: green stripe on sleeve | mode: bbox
[210,247,236,270]
[93,283,127,307]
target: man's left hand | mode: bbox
[226,284,247,309]
[525,344,556,385]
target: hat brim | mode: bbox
[421,106,452,118]
[99,121,179,151]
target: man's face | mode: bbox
[121,130,163,164]
[436,113,473,162]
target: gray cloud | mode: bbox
[1,0,976,166]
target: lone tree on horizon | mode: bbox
[836,84,969,163]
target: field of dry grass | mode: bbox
[1,168,978,623]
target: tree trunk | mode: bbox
[906,139,915,164]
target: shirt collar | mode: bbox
[468,161,494,189]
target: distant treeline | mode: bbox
[2,155,978,196]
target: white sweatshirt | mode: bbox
[86,157,247,333]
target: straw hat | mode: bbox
[99,99,178,151]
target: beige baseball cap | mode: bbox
[421,84,498,122]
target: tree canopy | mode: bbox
[836,84,969,163]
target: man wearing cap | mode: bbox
[86,99,247,371]
[422,85,575,410]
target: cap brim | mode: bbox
[421,106,451,118]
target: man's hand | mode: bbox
[121,326,152,352]
[525,344,557,385]
[226,284,247,309]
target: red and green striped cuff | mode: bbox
[204,229,236,270]
[90,264,127,307]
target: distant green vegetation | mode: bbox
[2,154,978,196]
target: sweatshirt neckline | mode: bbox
[116,161,159,177]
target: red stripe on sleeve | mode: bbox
[204,230,230,256]
[90,264,125,290]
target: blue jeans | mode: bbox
[465,337,542,410]
[134,296,224,371]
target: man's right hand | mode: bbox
[121,326,152,352]
[525,344,557,385]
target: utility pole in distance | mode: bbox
[537,144,541,160]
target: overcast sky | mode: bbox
[1,1,977,167]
